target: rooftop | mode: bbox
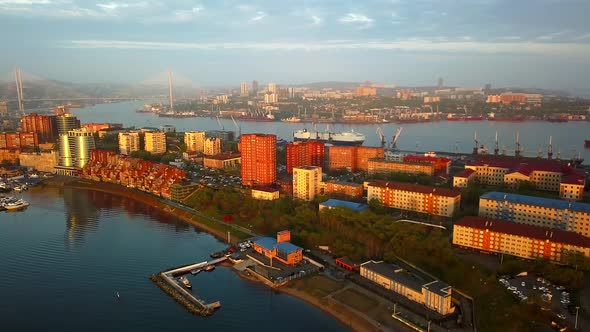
[561,173,586,186]
[455,216,590,248]
[423,280,452,297]
[361,261,424,293]
[325,180,363,187]
[252,186,279,193]
[455,169,476,178]
[320,199,368,212]
[205,152,241,160]
[480,192,590,214]
[294,165,322,171]
[368,181,461,198]
[253,237,301,254]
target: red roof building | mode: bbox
[239,134,277,186]
[403,155,451,175]
[286,141,325,173]
[453,216,590,263]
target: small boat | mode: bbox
[3,199,30,211]
[204,265,215,272]
[190,269,202,275]
[116,291,120,299]
[179,276,192,289]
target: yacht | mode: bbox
[3,199,30,211]
[179,276,192,289]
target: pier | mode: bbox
[150,257,227,316]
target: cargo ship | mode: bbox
[447,114,484,121]
[487,113,525,121]
[293,129,365,146]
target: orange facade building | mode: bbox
[355,86,377,97]
[0,148,20,163]
[367,159,435,176]
[453,216,590,263]
[239,134,277,186]
[20,113,57,143]
[328,146,384,171]
[0,132,38,149]
[403,155,451,175]
[252,230,303,266]
[324,180,364,198]
[286,141,325,173]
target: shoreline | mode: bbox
[42,176,387,332]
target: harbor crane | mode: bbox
[231,115,241,138]
[216,116,224,130]
[390,127,403,150]
[376,127,386,147]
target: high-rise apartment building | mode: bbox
[204,137,222,156]
[58,128,96,168]
[144,131,166,154]
[20,113,57,143]
[239,133,276,186]
[0,101,8,117]
[55,113,81,135]
[252,80,259,94]
[328,146,384,171]
[118,132,140,155]
[0,132,39,149]
[286,141,325,173]
[293,166,322,201]
[264,93,278,103]
[268,83,277,93]
[240,82,249,96]
[184,131,206,152]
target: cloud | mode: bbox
[310,15,321,25]
[536,30,572,41]
[0,0,53,4]
[170,6,203,23]
[498,36,521,41]
[248,11,265,22]
[339,13,374,29]
[63,39,590,59]
[574,33,590,41]
[236,4,254,12]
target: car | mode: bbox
[557,314,566,320]
[521,282,526,287]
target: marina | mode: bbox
[150,257,228,316]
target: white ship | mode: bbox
[281,116,302,123]
[2,198,30,211]
[293,129,365,146]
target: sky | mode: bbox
[1,0,590,91]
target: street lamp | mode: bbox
[575,306,580,330]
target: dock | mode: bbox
[150,257,227,316]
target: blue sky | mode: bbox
[1,0,590,91]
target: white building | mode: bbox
[118,132,140,155]
[293,166,322,201]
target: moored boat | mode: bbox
[293,129,365,146]
[179,276,192,289]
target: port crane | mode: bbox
[390,127,403,150]
[216,116,225,130]
[231,115,241,138]
[376,127,386,147]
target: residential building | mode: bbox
[170,182,198,202]
[424,96,441,103]
[0,148,20,164]
[19,151,58,172]
[204,137,222,156]
[240,82,249,96]
[286,141,325,173]
[58,128,96,168]
[367,181,461,217]
[206,130,235,142]
[319,199,368,212]
[55,113,81,135]
[355,86,377,97]
[161,125,176,133]
[82,123,122,133]
[0,132,38,149]
[452,169,476,188]
[144,131,166,154]
[252,80,259,94]
[560,174,586,201]
[251,186,280,200]
[479,192,590,237]
[184,131,206,152]
[403,155,451,175]
[264,93,278,103]
[20,113,57,143]
[335,257,361,271]
[293,166,322,201]
[0,101,7,117]
[323,180,363,198]
[328,146,384,171]
[252,230,303,266]
[367,159,434,176]
[453,216,590,263]
[118,132,140,155]
[360,261,454,316]
[268,82,277,93]
[239,133,276,186]
[203,152,241,169]
[456,156,585,198]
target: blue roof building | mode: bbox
[252,231,303,265]
[319,199,368,212]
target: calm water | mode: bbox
[73,101,590,162]
[0,187,346,331]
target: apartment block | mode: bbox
[118,132,140,155]
[204,137,222,156]
[453,216,590,263]
[367,181,460,217]
[184,131,206,152]
[144,131,166,154]
[20,113,57,143]
[323,180,363,198]
[479,192,590,237]
[368,159,434,176]
[239,133,276,186]
[286,141,325,173]
[328,146,384,171]
[293,166,322,201]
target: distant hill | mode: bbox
[292,81,361,90]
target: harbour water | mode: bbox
[0,186,346,331]
[73,101,590,162]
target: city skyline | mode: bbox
[0,0,589,92]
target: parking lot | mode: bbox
[499,274,578,325]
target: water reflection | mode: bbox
[62,188,193,245]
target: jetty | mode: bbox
[150,257,227,316]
